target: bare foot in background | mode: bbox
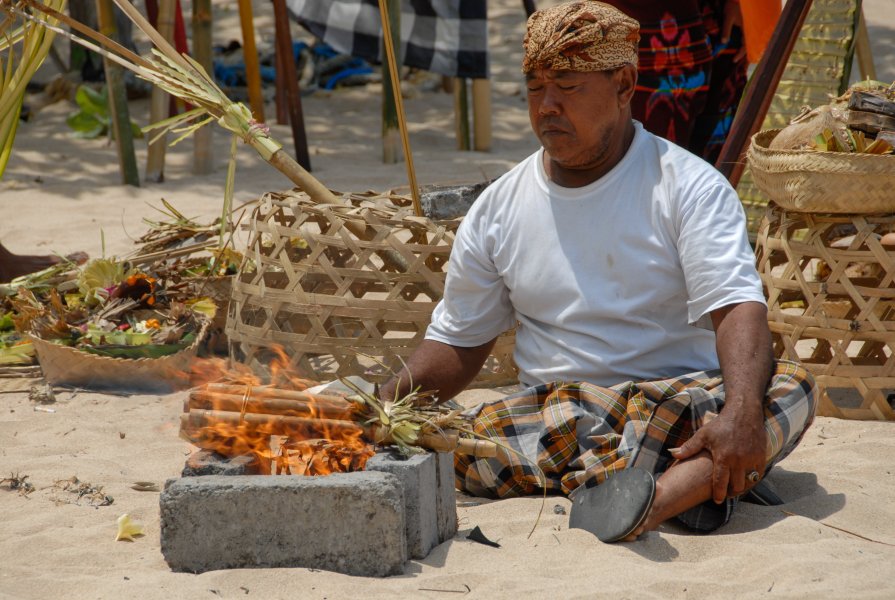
[0,243,88,283]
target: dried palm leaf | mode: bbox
[6,1,430,278]
[0,0,64,177]
[6,0,341,208]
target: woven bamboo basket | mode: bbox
[30,320,209,394]
[755,205,895,420]
[735,0,860,234]
[226,190,518,387]
[748,129,895,214]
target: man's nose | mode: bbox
[538,86,562,115]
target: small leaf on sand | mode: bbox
[467,526,500,548]
[116,513,145,541]
[131,482,160,492]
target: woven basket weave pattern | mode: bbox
[30,322,207,393]
[226,191,518,387]
[755,205,895,420]
[735,0,860,233]
[748,130,895,214]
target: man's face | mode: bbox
[525,68,628,171]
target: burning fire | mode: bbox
[183,347,375,476]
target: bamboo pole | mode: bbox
[377,0,422,216]
[203,382,353,405]
[472,78,491,152]
[454,77,470,150]
[189,389,356,419]
[95,0,139,186]
[380,0,401,165]
[145,0,175,183]
[236,0,265,122]
[16,0,424,280]
[714,0,813,186]
[274,33,288,123]
[272,0,311,171]
[457,438,497,458]
[184,409,364,436]
[191,0,213,174]
[186,395,353,421]
[181,409,498,457]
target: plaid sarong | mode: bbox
[456,360,816,530]
[285,0,489,79]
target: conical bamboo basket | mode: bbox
[226,190,518,387]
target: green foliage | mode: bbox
[66,85,143,140]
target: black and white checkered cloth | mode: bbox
[285,0,489,79]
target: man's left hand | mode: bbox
[669,301,774,503]
[669,404,767,503]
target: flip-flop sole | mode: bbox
[569,467,656,542]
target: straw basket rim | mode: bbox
[747,129,895,214]
[29,319,209,393]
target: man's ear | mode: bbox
[614,64,638,107]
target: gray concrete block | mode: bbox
[181,450,262,477]
[160,472,407,576]
[435,452,458,542]
[366,450,438,559]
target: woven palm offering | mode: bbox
[226,189,518,387]
[736,0,867,232]
[755,205,895,420]
[747,81,895,214]
[748,129,895,214]
[10,257,215,393]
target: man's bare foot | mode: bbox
[617,452,717,541]
[0,243,88,283]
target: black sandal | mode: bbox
[569,467,656,542]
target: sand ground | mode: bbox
[1,1,894,598]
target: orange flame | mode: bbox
[182,345,374,475]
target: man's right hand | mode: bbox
[378,338,497,404]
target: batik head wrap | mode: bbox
[522,1,640,73]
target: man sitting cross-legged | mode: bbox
[379,1,816,542]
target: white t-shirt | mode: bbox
[426,122,765,387]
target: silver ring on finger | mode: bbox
[747,470,761,484]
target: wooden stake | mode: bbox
[192,0,214,174]
[95,0,139,186]
[272,0,312,171]
[380,0,401,165]
[472,78,492,152]
[236,0,266,123]
[274,29,288,124]
[377,0,422,216]
[454,77,470,150]
[145,0,175,183]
